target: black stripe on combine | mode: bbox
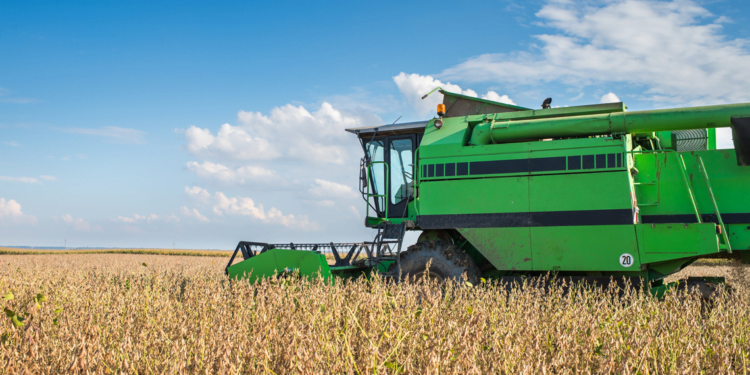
[470,157,566,176]
[445,163,455,177]
[568,155,581,170]
[530,157,566,172]
[596,154,606,169]
[457,162,468,176]
[419,209,632,229]
[642,213,750,225]
[583,155,595,169]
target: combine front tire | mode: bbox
[390,241,481,283]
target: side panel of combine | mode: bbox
[420,177,533,270]
[529,171,639,271]
[419,167,642,271]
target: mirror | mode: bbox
[360,164,368,190]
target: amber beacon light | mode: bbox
[434,104,446,129]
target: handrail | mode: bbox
[412,146,421,217]
[697,156,732,253]
[627,149,702,223]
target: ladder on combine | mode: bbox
[370,222,406,278]
[630,149,732,252]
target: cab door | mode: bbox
[386,135,416,218]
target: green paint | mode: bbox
[636,223,720,264]
[227,249,332,284]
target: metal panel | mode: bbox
[636,223,720,264]
[442,92,526,117]
[458,228,533,271]
[531,225,640,271]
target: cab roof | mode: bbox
[345,121,429,139]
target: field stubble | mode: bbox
[1,254,749,374]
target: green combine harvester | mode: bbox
[226,89,750,293]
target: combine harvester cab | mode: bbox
[228,89,750,294]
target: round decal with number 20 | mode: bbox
[619,253,634,268]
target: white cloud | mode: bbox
[185,186,210,202]
[393,72,477,117]
[600,92,621,103]
[481,91,517,105]
[440,0,750,106]
[184,102,378,165]
[308,179,358,199]
[62,214,91,231]
[186,161,276,185]
[115,213,159,224]
[0,198,37,224]
[393,72,517,117]
[3,141,20,147]
[213,191,319,231]
[39,175,57,181]
[63,126,146,144]
[0,176,39,183]
[184,124,280,161]
[180,206,209,222]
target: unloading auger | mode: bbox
[226,89,750,294]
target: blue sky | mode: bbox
[2,0,750,249]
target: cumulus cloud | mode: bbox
[185,186,210,202]
[180,206,209,222]
[184,124,280,161]
[63,126,146,144]
[186,161,276,185]
[62,214,91,231]
[308,179,358,200]
[481,91,517,105]
[393,72,517,117]
[600,92,621,103]
[0,198,37,224]
[440,0,750,106]
[184,102,378,165]
[213,191,319,231]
